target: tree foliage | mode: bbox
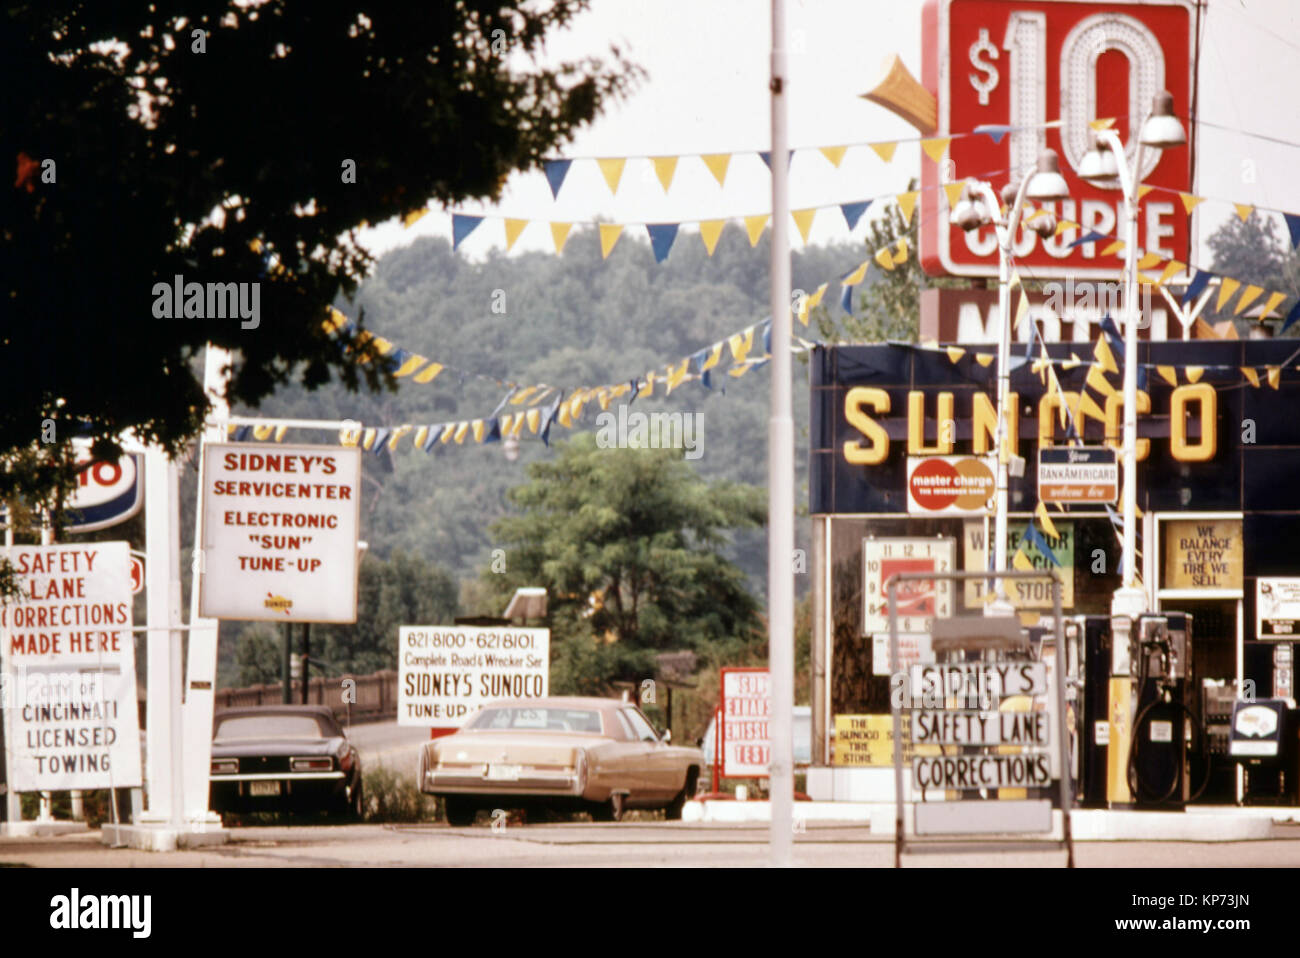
[1205,211,1300,330]
[482,434,766,694]
[1,0,636,509]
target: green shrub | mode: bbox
[363,763,437,823]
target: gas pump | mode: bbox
[1126,614,1196,807]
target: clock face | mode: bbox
[863,538,955,635]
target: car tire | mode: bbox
[444,796,477,826]
[591,793,625,823]
[665,768,698,821]
[351,778,364,821]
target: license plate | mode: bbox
[250,781,281,796]
[486,764,521,782]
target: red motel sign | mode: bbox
[920,0,1194,279]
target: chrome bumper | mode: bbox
[424,765,583,795]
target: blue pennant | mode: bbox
[543,159,572,199]
[626,378,640,406]
[484,418,501,443]
[386,347,411,374]
[234,426,253,442]
[421,426,443,451]
[762,322,772,356]
[452,214,483,251]
[1182,269,1213,306]
[371,428,391,453]
[647,223,679,263]
[1068,230,1108,249]
[1137,364,1149,392]
[974,124,1012,145]
[839,200,871,231]
[690,349,708,372]
[1282,300,1300,334]
[1286,213,1300,250]
[1099,316,1124,356]
[840,283,854,314]
[700,369,713,391]
[758,150,794,171]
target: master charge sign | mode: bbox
[199,443,361,623]
[398,627,549,726]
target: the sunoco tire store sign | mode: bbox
[0,542,142,791]
[199,443,361,623]
[398,627,550,726]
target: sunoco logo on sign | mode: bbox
[66,439,143,533]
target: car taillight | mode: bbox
[340,751,354,773]
[290,757,334,772]
[210,758,239,775]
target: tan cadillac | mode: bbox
[418,696,704,824]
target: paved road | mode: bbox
[344,718,432,771]
[4,821,1300,867]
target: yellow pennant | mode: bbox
[701,153,732,187]
[323,308,347,333]
[504,218,528,252]
[1234,285,1264,316]
[599,223,623,259]
[1089,117,1117,131]
[1054,219,1078,237]
[1179,192,1204,214]
[1086,363,1117,398]
[666,358,690,394]
[699,220,725,256]
[550,222,573,253]
[820,146,848,168]
[842,259,871,286]
[1268,366,1282,390]
[1216,276,1242,312]
[1048,368,1067,427]
[469,420,484,442]
[873,244,896,271]
[1241,367,1261,388]
[413,426,429,449]
[974,353,994,368]
[1260,291,1288,319]
[744,215,768,247]
[1137,185,1154,200]
[1157,260,1185,285]
[703,342,724,371]
[557,403,572,428]
[497,415,512,438]
[361,428,377,450]
[1036,500,1059,540]
[388,425,412,450]
[370,337,395,356]
[792,208,817,244]
[252,424,273,440]
[920,136,952,163]
[891,238,909,265]
[1101,241,1125,258]
[729,328,755,364]
[1014,287,1030,332]
[799,283,828,326]
[511,414,526,438]
[453,422,470,444]
[869,141,897,163]
[729,362,752,379]
[1235,203,1254,221]
[1012,548,1034,572]
[651,156,679,192]
[895,191,919,226]
[526,408,541,434]
[596,389,611,411]
[274,425,288,442]
[403,208,429,228]
[1136,251,1163,271]
[413,362,444,384]
[1185,366,1204,384]
[1093,336,1118,375]
[1078,391,1107,424]
[1063,352,1082,370]
[943,181,965,208]
[510,386,539,406]
[946,346,965,364]
[393,354,428,378]
[642,372,655,399]
[440,423,456,444]
[596,157,626,194]
[1156,365,1179,387]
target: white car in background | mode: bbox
[699,705,812,769]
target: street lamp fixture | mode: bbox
[948,148,1071,614]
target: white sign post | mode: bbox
[0,542,142,792]
[199,443,361,623]
[397,627,549,726]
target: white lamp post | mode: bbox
[1078,91,1186,619]
[950,150,1070,613]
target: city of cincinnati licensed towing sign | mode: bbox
[199,444,361,623]
[0,542,142,791]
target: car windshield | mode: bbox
[215,715,326,740]
[467,707,603,734]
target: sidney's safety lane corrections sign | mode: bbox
[398,627,549,726]
[0,542,142,791]
[199,444,361,623]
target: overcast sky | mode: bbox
[358,0,1300,269]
